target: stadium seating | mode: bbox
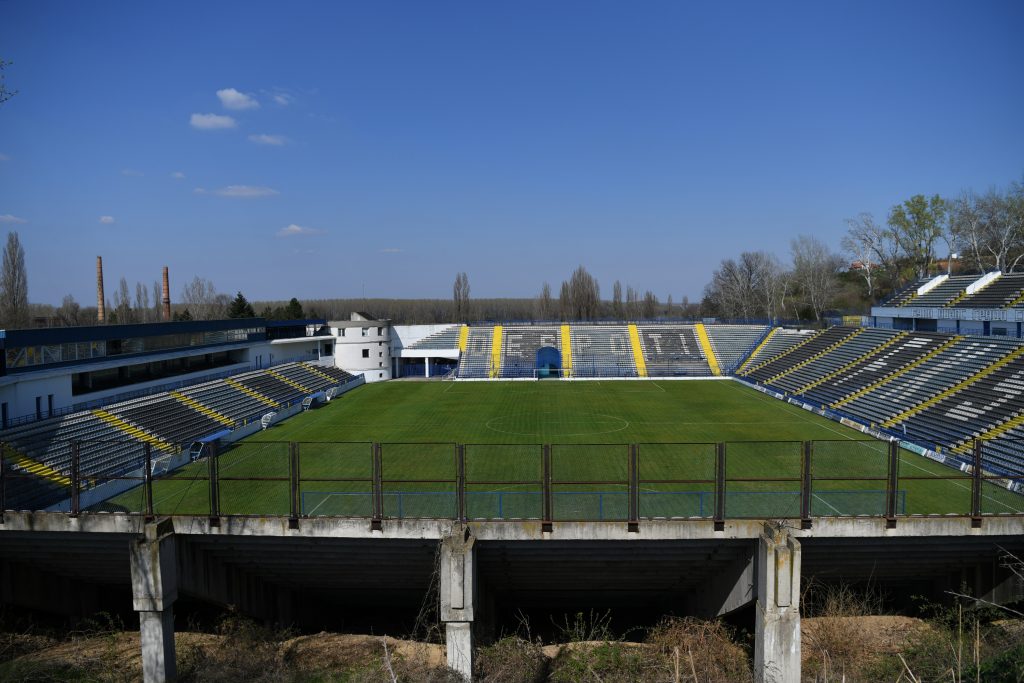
[637,325,711,377]
[737,329,812,371]
[407,325,462,349]
[570,326,638,378]
[499,326,561,378]
[905,275,976,307]
[0,361,356,509]
[882,277,931,307]
[739,327,860,384]
[956,273,1024,308]
[704,324,771,373]
[457,327,494,378]
[767,328,900,396]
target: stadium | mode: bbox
[3,283,1024,680]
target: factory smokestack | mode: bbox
[161,267,171,321]
[96,256,106,323]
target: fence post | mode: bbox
[208,440,220,527]
[714,442,726,531]
[885,439,899,528]
[800,441,813,529]
[70,441,81,517]
[971,439,983,527]
[456,444,466,523]
[371,443,383,531]
[143,443,154,520]
[628,444,639,532]
[542,444,553,533]
[289,442,300,529]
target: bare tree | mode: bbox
[452,272,471,322]
[134,282,150,322]
[181,276,221,320]
[843,213,883,300]
[703,251,788,321]
[0,231,28,328]
[641,290,658,319]
[57,294,81,327]
[612,280,623,319]
[558,281,571,320]
[561,265,600,320]
[791,235,843,321]
[951,185,1024,274]
[665,294,673,317]
[536,281,553,319]
[112,276,133,323]
[625,285,639,319]
[152,280,162,320]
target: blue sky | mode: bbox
[1,1,1022,306]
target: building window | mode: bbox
[35,396,42,420]
[379,362,383,367]
[379,351,383,357]
[361,328,369,337]
[377,327,383,335]
[362,349,369,358]
[338,328,346,337]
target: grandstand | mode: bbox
[0,361,356,510]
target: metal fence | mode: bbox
[1,439,1021,527]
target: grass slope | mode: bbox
[99,380,1023,519]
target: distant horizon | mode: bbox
[2,1,1022,305]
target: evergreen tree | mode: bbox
[227,291,256,318]
[283,297,304,319]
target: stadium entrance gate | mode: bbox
[536,346,561,378]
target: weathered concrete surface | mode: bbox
[754,525,800,683]
[440,526,475,680]
[3,512,1024,540]
[129,520,177,683]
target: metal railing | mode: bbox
[2,439,1021,527]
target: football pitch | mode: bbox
[99,379,1024,519]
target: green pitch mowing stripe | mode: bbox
[93,380,1024,518]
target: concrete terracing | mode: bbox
[2,513,1024,682]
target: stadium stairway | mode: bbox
[225,377,280,408]
[627,324,648,378]
[267,368,314,394]
[740,328,825,378]
[693,323,721,376]
[91,409,177,454]
[168,391,236,428]
[561,325,573,377]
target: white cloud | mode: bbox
[277,224,325,237]
[99,215,115,224]
[171,171,185,179]
[248,134,287,146]
[0,214,27,224]
[217,88,259,110]
[211,185,279,198]
[121,168,144,177]
[273,93,294,106]
[190,113,237,130]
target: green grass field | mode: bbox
[97,380,1024,519]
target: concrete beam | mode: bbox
[755,524,801,683]
[440,526,476,681]
[129,519,177,683]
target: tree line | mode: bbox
[705,178,1024,321]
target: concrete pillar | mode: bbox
[425,357,431,378]
[755,525,801,683]
[130,520,177,683]
[440,526,476,681]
